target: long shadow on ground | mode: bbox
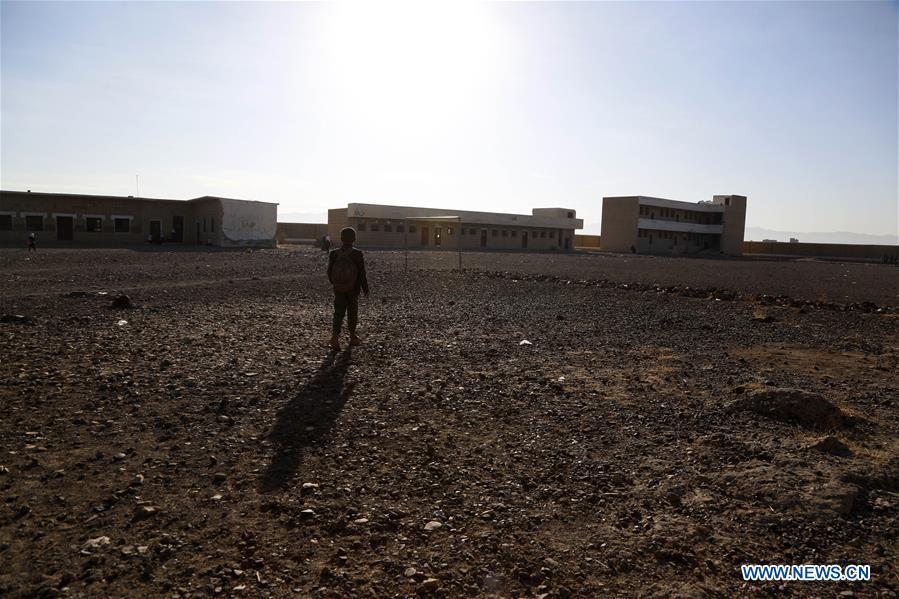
[260,349,354,492]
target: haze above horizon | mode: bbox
[1,1,896,239]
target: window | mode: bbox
[470,228,477,235]
[540,231,546,238]
[409,225,416,233]
[549,231,555,238]
[357,222,367,231]
[492,229,498,237]
[86,217,102,232]
[396,224,404,233]
[447,227,454,235]
[0,215,11,230]
[114,218,130,233]
[511,230,517,237]
[649,234,653,244]
[203,218,207,233]
[383,224,392,232]
[370,223,380,232]
[501,230,508,237]
[650,212,655,219]
[26,216,43,231]
[725,197,731,206]
[211,218,215,233]
[567,211,574,218]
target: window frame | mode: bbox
[85,217,103,232]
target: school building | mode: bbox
[327,203,584,250]
[0,190,278,248]
[600,195,747,256]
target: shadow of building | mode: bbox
[260,349,354,492]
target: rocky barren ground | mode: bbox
[0,247,897,598]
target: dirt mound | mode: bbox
[731,387,844,430]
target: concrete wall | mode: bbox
[600,197,639,252]
[743,241,899,262]
[345,218,574,250]
[715,195,747,256]
[219,198,276,247]
[327,208,349,242]
[0,192,194,247]
[0,191,277,248]
[575,234,601,248]
[277,222,329,244]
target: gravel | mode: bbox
[0,246,897,597]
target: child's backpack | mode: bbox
[331,248,358,293]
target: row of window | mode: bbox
[638,205,722,225]
[0,214,214,234]
[0,214,132,233]
[355,222,558,239]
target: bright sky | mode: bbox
[2,1,896,236]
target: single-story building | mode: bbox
[0,190,278,248]
[327,203,584,250]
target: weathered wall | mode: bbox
[600,197,639,252]
[575,234,601,248]
[717,195,747,256]
[277,223,329,243]
[0,191,278,248]
[0,191,196,247]
[743,241,899,262]
[327,209,349,242]
[343,217,574,250]
[219,198,276,247]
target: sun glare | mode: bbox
[316,2,503,135]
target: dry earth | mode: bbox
[1,247,897,598]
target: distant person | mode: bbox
[327,227,369,351]
[27,233,36,252]
[630,245,636,254]
[322,234,332,252]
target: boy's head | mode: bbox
[340,227,356,244]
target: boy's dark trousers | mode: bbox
[332,291,359,335]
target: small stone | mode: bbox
[213,472,227,484]
[300,509,315,520]
[418,578,440,593]
[131,474,144,486]
[353,518,369,525]
[211,494,223,501]
[113,453,127,461]
[83,536,111,549]
[133,506,158,520]
[404,567,417,577]
[109,294,134,310]
[424,521,443,531]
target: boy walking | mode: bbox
[327,227,369,351]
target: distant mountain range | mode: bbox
[744,227,897,246]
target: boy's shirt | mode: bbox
[327,246,369,295]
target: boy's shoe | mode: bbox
[349,334,362,347]
[329,336,341,351]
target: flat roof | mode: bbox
[1,190,277,206]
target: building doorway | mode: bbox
[564,236,570,250]
[150,220,162,243]
[521,231,528,249]
[196,222,201,245]
[56,216,73,241]
[420,226,428,246]
[434,227,442,246]
[172,216,184,242]
[480,229,487,248]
